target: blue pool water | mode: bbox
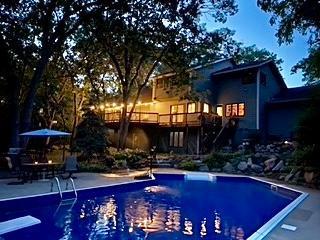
[0,174,301,240]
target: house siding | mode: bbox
[258,65,284,141]
[212,74,258,144]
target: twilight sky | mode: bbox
[202,0,309,87]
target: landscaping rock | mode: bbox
[264,157,277,171]
[199,165,209,172]
[251,164,263,173]
[223,162,234,173]
[237,161,248,171]
[247,157,253,166]
[272,160,284,172]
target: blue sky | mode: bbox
[201,0,309,87]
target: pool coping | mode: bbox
[0,172,308,240]
[0,176,155,203]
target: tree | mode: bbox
[0,0,97,147]
[74,110,109,161]
[83,0,237,149]
[233,44,283,67]
[258,0,320,83]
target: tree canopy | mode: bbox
[258,0,320,83]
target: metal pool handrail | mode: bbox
[50,177,62,199]
[65,177,77,199]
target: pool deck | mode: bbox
[0,169,319,240]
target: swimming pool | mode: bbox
[0,173,307,240]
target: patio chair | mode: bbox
[6,157,25,185]
[61,156,79,179]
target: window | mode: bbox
[170,131,184,147]
[225,103,245,117]
[187,103,196,113]
[157,78,164,88]
[171,104,184,123]
[260,72,267,86]
[216,105,223,117]
[242,71,256,84]
[203,103,210,113]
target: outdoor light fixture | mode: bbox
[89,105,95,110]
[99,105,105,110]
[112,103,116,107]
[48,160,52,164]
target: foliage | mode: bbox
[112,149,149,169]
[178,161,199,171]
[74,110,109,161]
[258,0,320,83]
[296,87,320,146]
[204,152,241,170]
[233,44,283,68]
[78,161,111,173]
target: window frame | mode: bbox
[225,103,245,117]
[187,102,196,113]
[169,131,184,147]
[203,103,210,113]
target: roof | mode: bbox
[212,59,287,89]
[269,85,315,104]
[212,59,272,75]
[152,58,235,79]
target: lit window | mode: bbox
[203,103,210,113]
[171,104,184,123]
[170,131,184,147]
[216,105,223,116]
[226,105,232,117]
[238,103,245,116]
[225,103,245,117]
[188,103,196,113]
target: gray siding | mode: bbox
[258,65,284,140]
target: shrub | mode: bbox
[79,161,111,173]
[74,110,109,162]
[292,145,320,170]
[204,152,242,170]
[178,161,198,171]
[111,149,149,169]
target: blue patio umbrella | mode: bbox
[19,128,71,137]
[19,129,71,161]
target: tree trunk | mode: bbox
[70,91,78,148]
[0,37,21,148]
[117,107,127,150]
[21,50,51,134]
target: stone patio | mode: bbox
[0,169,319,240]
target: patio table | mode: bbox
[22,162,62,182]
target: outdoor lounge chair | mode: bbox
[6,157,25,185]
[62,156,79,179]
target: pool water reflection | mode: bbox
[1,177,300,240]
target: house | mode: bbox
[102,58,314,154]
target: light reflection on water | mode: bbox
[54,185,246,239]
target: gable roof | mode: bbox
[152,58,235,80]
[211,59,287,89]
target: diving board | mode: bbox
[0,215,41,235]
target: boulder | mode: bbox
[251,164,263,173]
[223,162,234,173]
[264,157,277,171]
[237,161,248,171]
[272,160,284,172]
[247,157,253,166]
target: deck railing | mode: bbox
[105,111,221,126]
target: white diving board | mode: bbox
[0,215,41,235]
